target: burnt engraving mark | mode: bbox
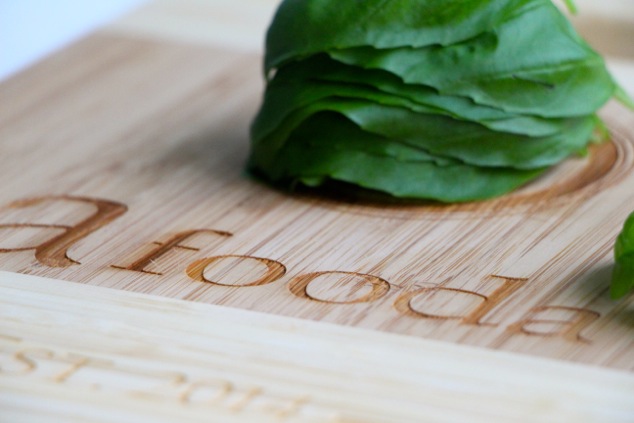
[288,271,390,304]
[186,255,286,287]
[0,339,324,420]
[393,275,527,326]
[0,194,610,346]
[304,135,633,220]
[0,196,127,267]
[112,229,232,275]
[508,306,601,344]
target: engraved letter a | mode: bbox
[0,196,127,267]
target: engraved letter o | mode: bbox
[186,255,286,287]
[288,271,390,304]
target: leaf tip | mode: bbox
[615,85,634,110]
[563,0,578,15]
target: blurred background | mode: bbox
[0,0,149,81]
[1,0,632,92]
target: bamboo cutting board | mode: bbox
[1,0,634,421]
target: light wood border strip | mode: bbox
[1,271,633,423]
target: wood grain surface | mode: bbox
[0,0,633,383]
[2,271,634,423]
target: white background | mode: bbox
[0,0,149,81]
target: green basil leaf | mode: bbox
[257,54,573,137]
[250,0,622,202]
[252,97,595,171]
[263,113,545,202]
[612,212,634,299]
[328,3,615,117]
[265,0,536,72]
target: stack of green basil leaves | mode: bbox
[249,0,630,202]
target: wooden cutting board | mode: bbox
[1,0,633,421]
